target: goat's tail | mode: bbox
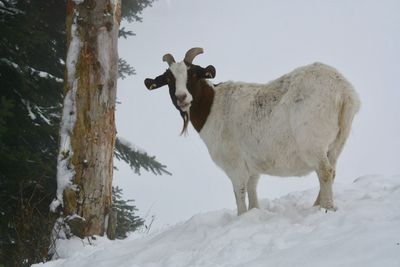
[328,89,361,168]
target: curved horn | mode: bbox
[162,53,176,66]
[184,47,204,64]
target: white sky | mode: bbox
[114,0,400,228]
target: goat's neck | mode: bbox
[188,79,215,133]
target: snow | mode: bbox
[21,99,52,125]
[117,136,147,154]
[65,214,86,222]
[30,67,63,83]
[20,99,51,125]
[50,81,78,212]
[50,9,81,212]
[0,1,24,15]
[0,58,19,70]
[35,105,52,125]
[1,58,63,83]
[65,15,82,86]
[21,99,37,120]
[37,175,400,267]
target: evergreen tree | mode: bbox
[0,0,159,266]
[1,1,65,265]
[112,186,144,239]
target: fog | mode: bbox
[115,0,400,228]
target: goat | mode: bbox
[145,47,360,215]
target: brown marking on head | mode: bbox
[184,64,216,132]
[144,47,216,135]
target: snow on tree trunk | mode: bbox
[51,0,121,239]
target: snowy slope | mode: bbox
[34,175,400,267]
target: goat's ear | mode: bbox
[144,74,167,90]
[198,65,216,79]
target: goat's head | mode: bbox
[144,47,216,134]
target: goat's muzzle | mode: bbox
[176,94,191,111]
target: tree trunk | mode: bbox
[54,0,121,238]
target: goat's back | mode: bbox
[200,62,360,177]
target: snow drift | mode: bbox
[34,175,400,267]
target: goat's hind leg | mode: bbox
[314,148,338,207]
[313,191,321,206]
[315,156,337,211]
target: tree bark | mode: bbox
[58,0,121,238]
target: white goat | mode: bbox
[145,47,360,215]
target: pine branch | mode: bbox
[118,27,135,39]
[118,58,136,79]
[120,0,154,23]
[114,137,172,176]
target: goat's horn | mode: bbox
[162,53,176,66]
[184,47,204,64]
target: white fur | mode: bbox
[199,62,360,214]
[170,62,193,111]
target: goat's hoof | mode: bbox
[237,210,247,216]
[319,201,337,212]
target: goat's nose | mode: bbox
[176,94,187,103]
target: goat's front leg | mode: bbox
[228,170,250,215]
[233,182,247,215]
[247,175,260,210]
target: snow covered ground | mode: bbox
[34,175,400,267]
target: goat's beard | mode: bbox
[171,96,190,135]
[179,110,190,136]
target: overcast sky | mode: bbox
[114,0,400,228]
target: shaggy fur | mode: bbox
[198,62,360,214]
[145,51,360,215]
